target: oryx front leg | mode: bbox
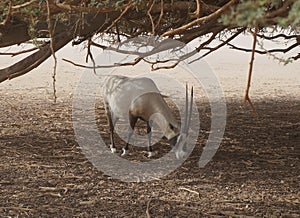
[121,114,138,156]
[146,120,153,158]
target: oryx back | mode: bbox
[102,75,161,120]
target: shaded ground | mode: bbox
[0,93,299,217]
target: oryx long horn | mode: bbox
[187,86,194,131]
[183,83,189,132]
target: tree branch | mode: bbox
[147,0,156,35]
[46,0,58,102]
[189,0,202,18]
[11,0,37,10]
[256,33,300,40]
[0,0,298,86]
[228,42,300,54]
[62,56,143,69]
[244,26,258,116]
[154,0,164,31]
[189,28,245,64]
[161,0,238,37]
[0,31,72,83]
[104,1,133,33]
[292,53,300,61]
[0,46,40,56]
[0,10,121,83]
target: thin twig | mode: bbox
[151,60,179,70]
[228,42,299,54]
[147,0,156,35]
[11,0,37,10]
[244,26,258,116]
[292,53,300,60]
[3,99,18,110]
[150,49,198,71]
[90,38,185,57]
[195,31,218,52]
[189,28,245,64]
[46,0,57,103]
[162,0,238,37]
[190,0,202,18]
[89,40,108,49]
[0,206,35,212]
[178,187,200,197]
[146,198,152,218]
[86,38,96,74]
[256,33,300,40]
[0,46,40,56]
[62,57,143,69]
[256,38,293,64]
[104,2,133,33]
[154,0,164,31]
[115,23,121,42]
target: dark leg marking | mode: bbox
[147,120,153,156]
[123,113,138,154]
[105,104,118,152]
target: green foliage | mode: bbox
[278,1,300,30]
[220,0,267,27]
[220,0,300,29]
[234,1,265,26]
[0,1,9,23]
[114,0,126,9]
[89,0,101,7]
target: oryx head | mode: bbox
[170,85,194,159]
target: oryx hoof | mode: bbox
[111,147,117,153]
[147,151,153,158]
[170,147,176,153]
[121,148,127,156]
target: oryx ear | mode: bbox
[169,123,175,130]
[169,134,178,146]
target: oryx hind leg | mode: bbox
[121,114,138,156]
[106,105,118,153]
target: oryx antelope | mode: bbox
[102,75,193,159]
